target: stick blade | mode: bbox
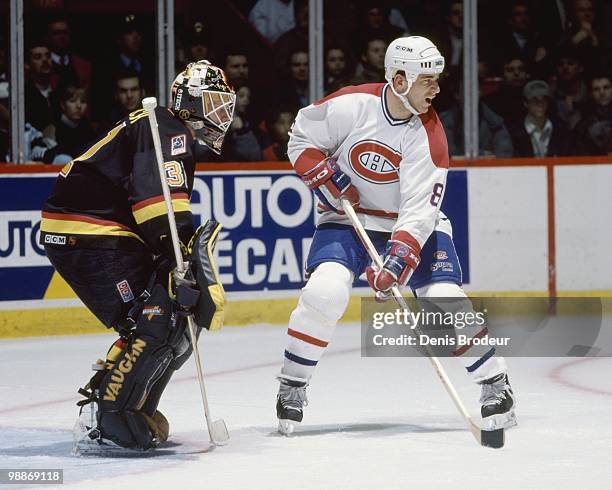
[210,419,230,446]
[480,428,504,449]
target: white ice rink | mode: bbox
[1,324,611,489]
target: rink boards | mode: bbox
[0,159,610,337]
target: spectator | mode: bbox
[351,35,386,85]
[93,15,151,120]
[249,0,295,45]
[25,41,57,132]
[564,0,602,71]
[218,46,268,125]
[356,1,407,43]
[222,85,263,162]
[431,1,463,80]
[573,73,612,154]
[508,80,571,157]
[483,56,530,125]
[38,82,96,164]
[45,14,92,88]
[273,0,308,76]
[111,15,153,95]
[26,123,55,163]
[114,15,145,73]
[496,1,549,78]
[278,48,309,109]
[182,21,212,65]
[440,80,514,157]
[261,106,296,160]
[551,46,588,128]
[324,44,353,93]
[102,69,144,130]
[221,48,250,88]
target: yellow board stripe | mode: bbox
[132,198,191,224]
[2,292,612,338]
[41,217,144,242]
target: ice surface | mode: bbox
[1,325,611,489]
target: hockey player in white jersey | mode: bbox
[276,36,517,435]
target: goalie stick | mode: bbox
[142,97,229,447]
[341,199,504,449]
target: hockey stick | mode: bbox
[340,199,504,449]
[142,97,229,446]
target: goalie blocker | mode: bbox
[46,221,225,450]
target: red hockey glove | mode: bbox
[366,233,420,298]
[300,157,359,213]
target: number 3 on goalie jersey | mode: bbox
[164,161,186,187]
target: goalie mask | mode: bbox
[384,36,445,115]
[172,60,236,154]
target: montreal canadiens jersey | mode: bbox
[288,83,450,249]
[40,107,195,255]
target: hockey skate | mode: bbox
[72,399,131,457]
[72,397,169,457]
[479,373,517,430]
[276,374,308,435]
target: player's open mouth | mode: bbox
[425,97,432,104]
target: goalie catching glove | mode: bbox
[299,157,359,213]
[366,232,421,299]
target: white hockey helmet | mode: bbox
[384,36,445,115]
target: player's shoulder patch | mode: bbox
[419,108,450,169]
[170,133,187,156]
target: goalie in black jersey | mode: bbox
[40,60,235,454]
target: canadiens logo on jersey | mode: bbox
[348,140,401,184]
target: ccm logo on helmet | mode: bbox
[395,45,413,52]
[349,140,401,184]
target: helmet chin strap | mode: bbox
[389,80,422,116]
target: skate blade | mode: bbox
[484,410,517,430]
[278,419,300,435]
[73,438,153,458]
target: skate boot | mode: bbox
[479,373,517,430]
[276,374,308,435]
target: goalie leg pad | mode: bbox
[96,283,185,449]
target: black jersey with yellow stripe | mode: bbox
[41,107,195,255]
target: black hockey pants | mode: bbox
[44,246,154,330]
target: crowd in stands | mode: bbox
[1,0,611,163]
